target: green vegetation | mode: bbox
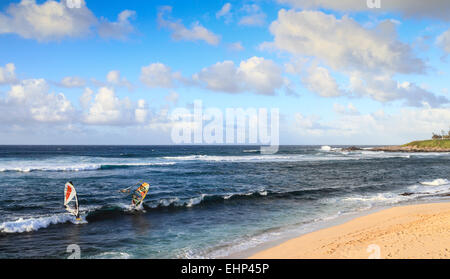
[403,139,450,149]
[401,129,450,148]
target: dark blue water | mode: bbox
[0,145,449,258]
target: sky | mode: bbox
[0,0,450,145]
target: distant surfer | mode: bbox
[64,181,81,221]
[119,186,132,193]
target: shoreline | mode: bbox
[247,201,450,259]
[223,204,390,259]
[338,145,450,152]
[247,200,450,259]
[370,146,450,152]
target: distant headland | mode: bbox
[346,129,450,152]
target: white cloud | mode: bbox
[98,9,136,40]
[437,29,450,54]
[89,70,133,90]
[0,78,74,123]
[216,3,232,22]
[0,0,96,41]
[157,6,220,45]
[140,63,182,88]
[83,87,146,125]
[302,65,344,97]
[0,0,137,41]
[59,76,86,88]
[238,4,266,26]
[295,113,319,129]
[140,58,285,95]
[294,113,326,136]
[238,57,284,95]
[268,10,424,74]
[0,63,17,84]
[277,0,450,21]
[165,91,179,104]
[135,99,148,123]
[294,106,450,144]
[105,70,133,90]
[266,10,447,107]
[193,57,284,95]
[106,70,121,84]
[193,61,241,93]
[349,72,448,107]
[333,103,359,115]
[228,41,244,51]
[79,87,93,109]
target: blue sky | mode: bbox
[1,0,450,145]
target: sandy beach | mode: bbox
[250,202,450,259]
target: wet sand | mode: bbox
[250,203,450,259]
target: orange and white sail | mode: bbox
[64,182,79,217]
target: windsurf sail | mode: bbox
[131,182,150,208]
[64,182,80,219]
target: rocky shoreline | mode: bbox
[342,145,450,153]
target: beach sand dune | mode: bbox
[250,203,450,259]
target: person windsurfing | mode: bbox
[131,182,150,209]
[64,181,81,221]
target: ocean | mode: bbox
[0,145,449,259]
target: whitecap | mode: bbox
[420,178,449,186]
[0,214,85,234]
[320,146,332,151]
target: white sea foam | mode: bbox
[149,189,269,208]
[162,152,417,163]
[186,194,208,207]
[408,179,450,196]
[420,178,449,186]
[162,154,356,163]
[3,150,446,174]
[92,252,131,259]
[0,162,175,172]
[342,193,406,203]
[0,164,101,172]
[162,154,303,162]
[320,145,332,151]
[157,197,180,207]
[0,214,86,233]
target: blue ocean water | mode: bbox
[0,145,449,259]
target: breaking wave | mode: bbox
[142,190,271,209]
[3,149,448,174]
[162,151,416,163]
[320,145,332,151]
[3,177,447,235]
[0,214,86,234]
[420,178,449,186]
[0,162,176,173]
[342,193,407,204]
[405,178,450,197]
